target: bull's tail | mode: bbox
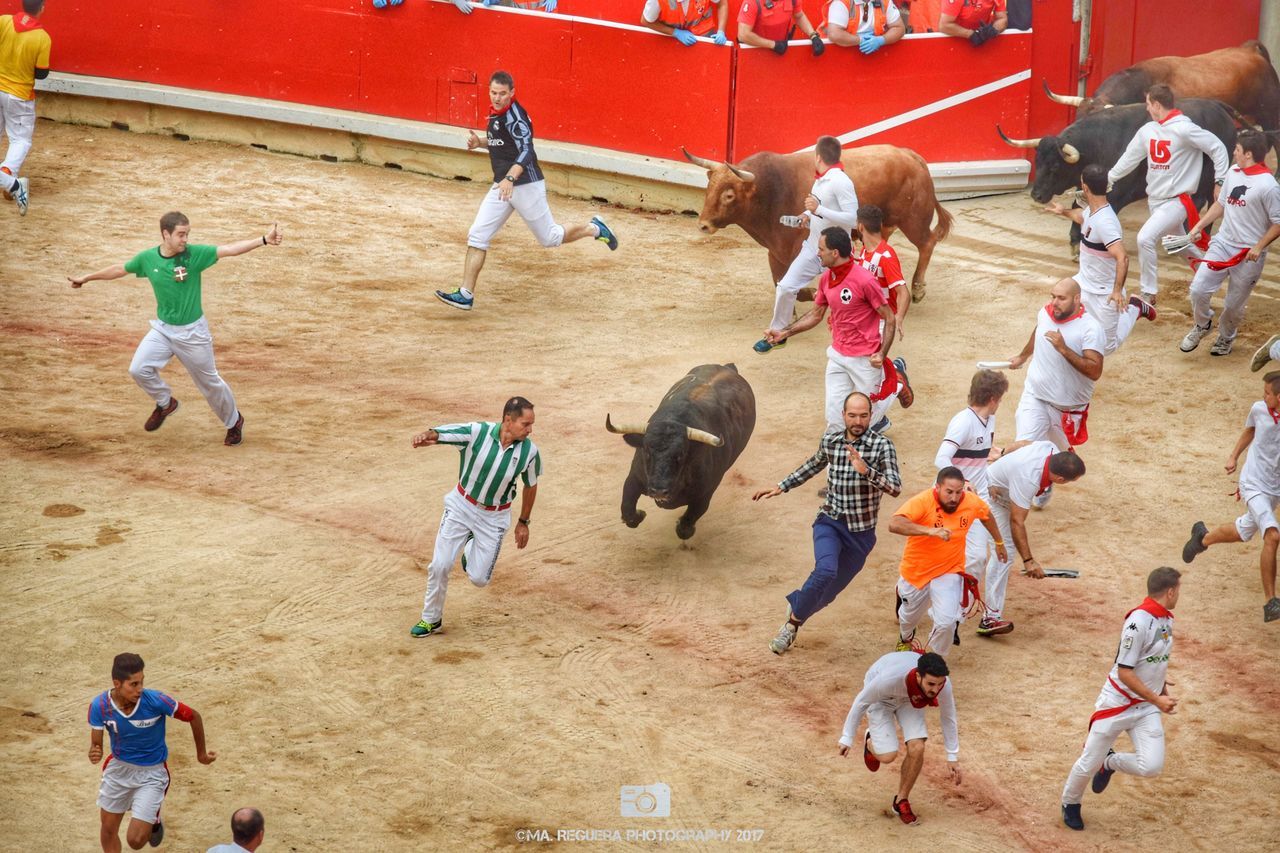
[931,201,954,243]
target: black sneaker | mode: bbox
[1091,749,1115,793]
[149,821,165,847]
[224,413,244,446]
[1264,598,1280,623]
[1062,803,1084,831]
[1182,521,1208,563]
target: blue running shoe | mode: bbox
[591,216,618,251]
[753,337,786,354]
[410,620,443,638]
[1091,749,1115,794]
[435,288,473,311]
[872,415,891,433]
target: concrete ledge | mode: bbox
[35,72,1028,211]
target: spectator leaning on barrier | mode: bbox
[938,0,1006,46]
[823,0,905,55]
[642,0,728,46]
[737,0,825,56]
[899,0,940,33]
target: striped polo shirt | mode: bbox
[435,421,541,508]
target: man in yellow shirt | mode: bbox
[890,467,1007,657]
[0,0,51,216]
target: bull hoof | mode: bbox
[676,519,697,540]
[624,510,646,529]
[911,282,927,304]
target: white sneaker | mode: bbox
[1180,322,1212,353]
[13,177,28,216]
[769,621,797,655]
[1209,336,1234,357]
[1251,333,1280,372]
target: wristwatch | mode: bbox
[503,176,516,183]
[518,517,531,526]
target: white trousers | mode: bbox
[129,317,239,427]
[1236,490,1280,541]
[1137,196,1203,296]
[0,91,35,179]
[420,488,510,623]
[1079,290,1139,356]
[824,347,884,431]
[1014,391,1073,450]
[98,758,169,823]
[984,492,1016,620]
[1189,240,1267,341]
[1061,703,1165,805]
[466,180,564,251]
[770,249,824,331]
[896,572,964,658]
[964,496,997,594]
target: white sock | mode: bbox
[459,288,473,299]
[588,222,601,238]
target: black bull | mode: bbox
[606,364,755,540]
[999,98,1238,251]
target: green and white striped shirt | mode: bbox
[435,421,541,508]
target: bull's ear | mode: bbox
[623,434,644,448]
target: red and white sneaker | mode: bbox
[892,796,919,826]
[1128,294,1157,321]
[863,733,880,773]
[975,617,1014,637]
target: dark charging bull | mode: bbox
[606,364,755,540]
[998,98,1237,254]
[682,145,952,303]
[1042,41,1280,167]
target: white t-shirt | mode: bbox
[1024,305,1105,408]
[804,165,859,250]
[987,440,1056,510]
[1076,203,1123,296]
[935,407,996,497]
[1215,164,1280,250]
[1098,605,1173,711]
[1240,401,1280,497]
[838,651,959,760]
[826,0,902,34]
[1108,111,1230,201]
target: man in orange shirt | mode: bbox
[0,0,51,216]
[642,0,729,46]
[938,0,1005,46]
[890,467,1007,656]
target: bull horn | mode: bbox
[996,125,1042,149]
[724,162,755,182]
[605,414,648,435]
[680,146,718,170]
[1060,143,1081,164]
[1041,79,1085,107]
[686,426,724,447]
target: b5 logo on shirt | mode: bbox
[839,287,853,304]
[1148,139,1172,164]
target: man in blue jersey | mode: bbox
[88,653,215,851]
[435,70,618,312]
[410,396,542,637]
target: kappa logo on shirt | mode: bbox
[839,287,853,305]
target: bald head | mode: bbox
[1050,277,1083,321]
[231,807,265,846]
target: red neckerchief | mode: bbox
[815,162,845,179]
[1036,458,1053,496]
[1243,163,1271,176]
[488,101,514,117]
[1044,302,1084,324]
[14,13,43,32]
[823,259,855,290]
[1268,407,1280,425]
[1126,596,1173,620]
[905,669,941,708]
[1157,109,1183,125]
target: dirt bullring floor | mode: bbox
[1,121,1278,851]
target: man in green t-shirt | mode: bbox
[67,211,283,445]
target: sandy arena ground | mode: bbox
[1,121,1278,852]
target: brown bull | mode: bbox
[683,144,952,303]
[1043,40,1280,165]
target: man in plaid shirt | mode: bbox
[754,391,902,654]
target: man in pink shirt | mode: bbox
[765,227,896,431]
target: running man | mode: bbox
[980,441,1086,636]
[934,369,1008,613]
[890,467,1007,657]
[838,651,960,826]
[88,653,216,852]
[410,396,541,637]
[1182,370,1280,623]
[0,0,50,215]
[1043,163,1156,355]
[67,213,283,446]
[1061,567,1181,831]
[435,70,617,312]
[753,391,901,654]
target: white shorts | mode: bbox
[1236,491,1280,541]
[466,179,564,251]
[97,757,169,823]
[867,702,927,755]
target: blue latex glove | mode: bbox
[372,0,388,8]
[541,0,557,11]
[451,0,474,14]
[859,33,885,54]
[482,0,499,5]
[673,28,698,46]
[712,30,727,45]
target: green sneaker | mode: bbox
[410,619,443,637]
[460,532,475,573]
